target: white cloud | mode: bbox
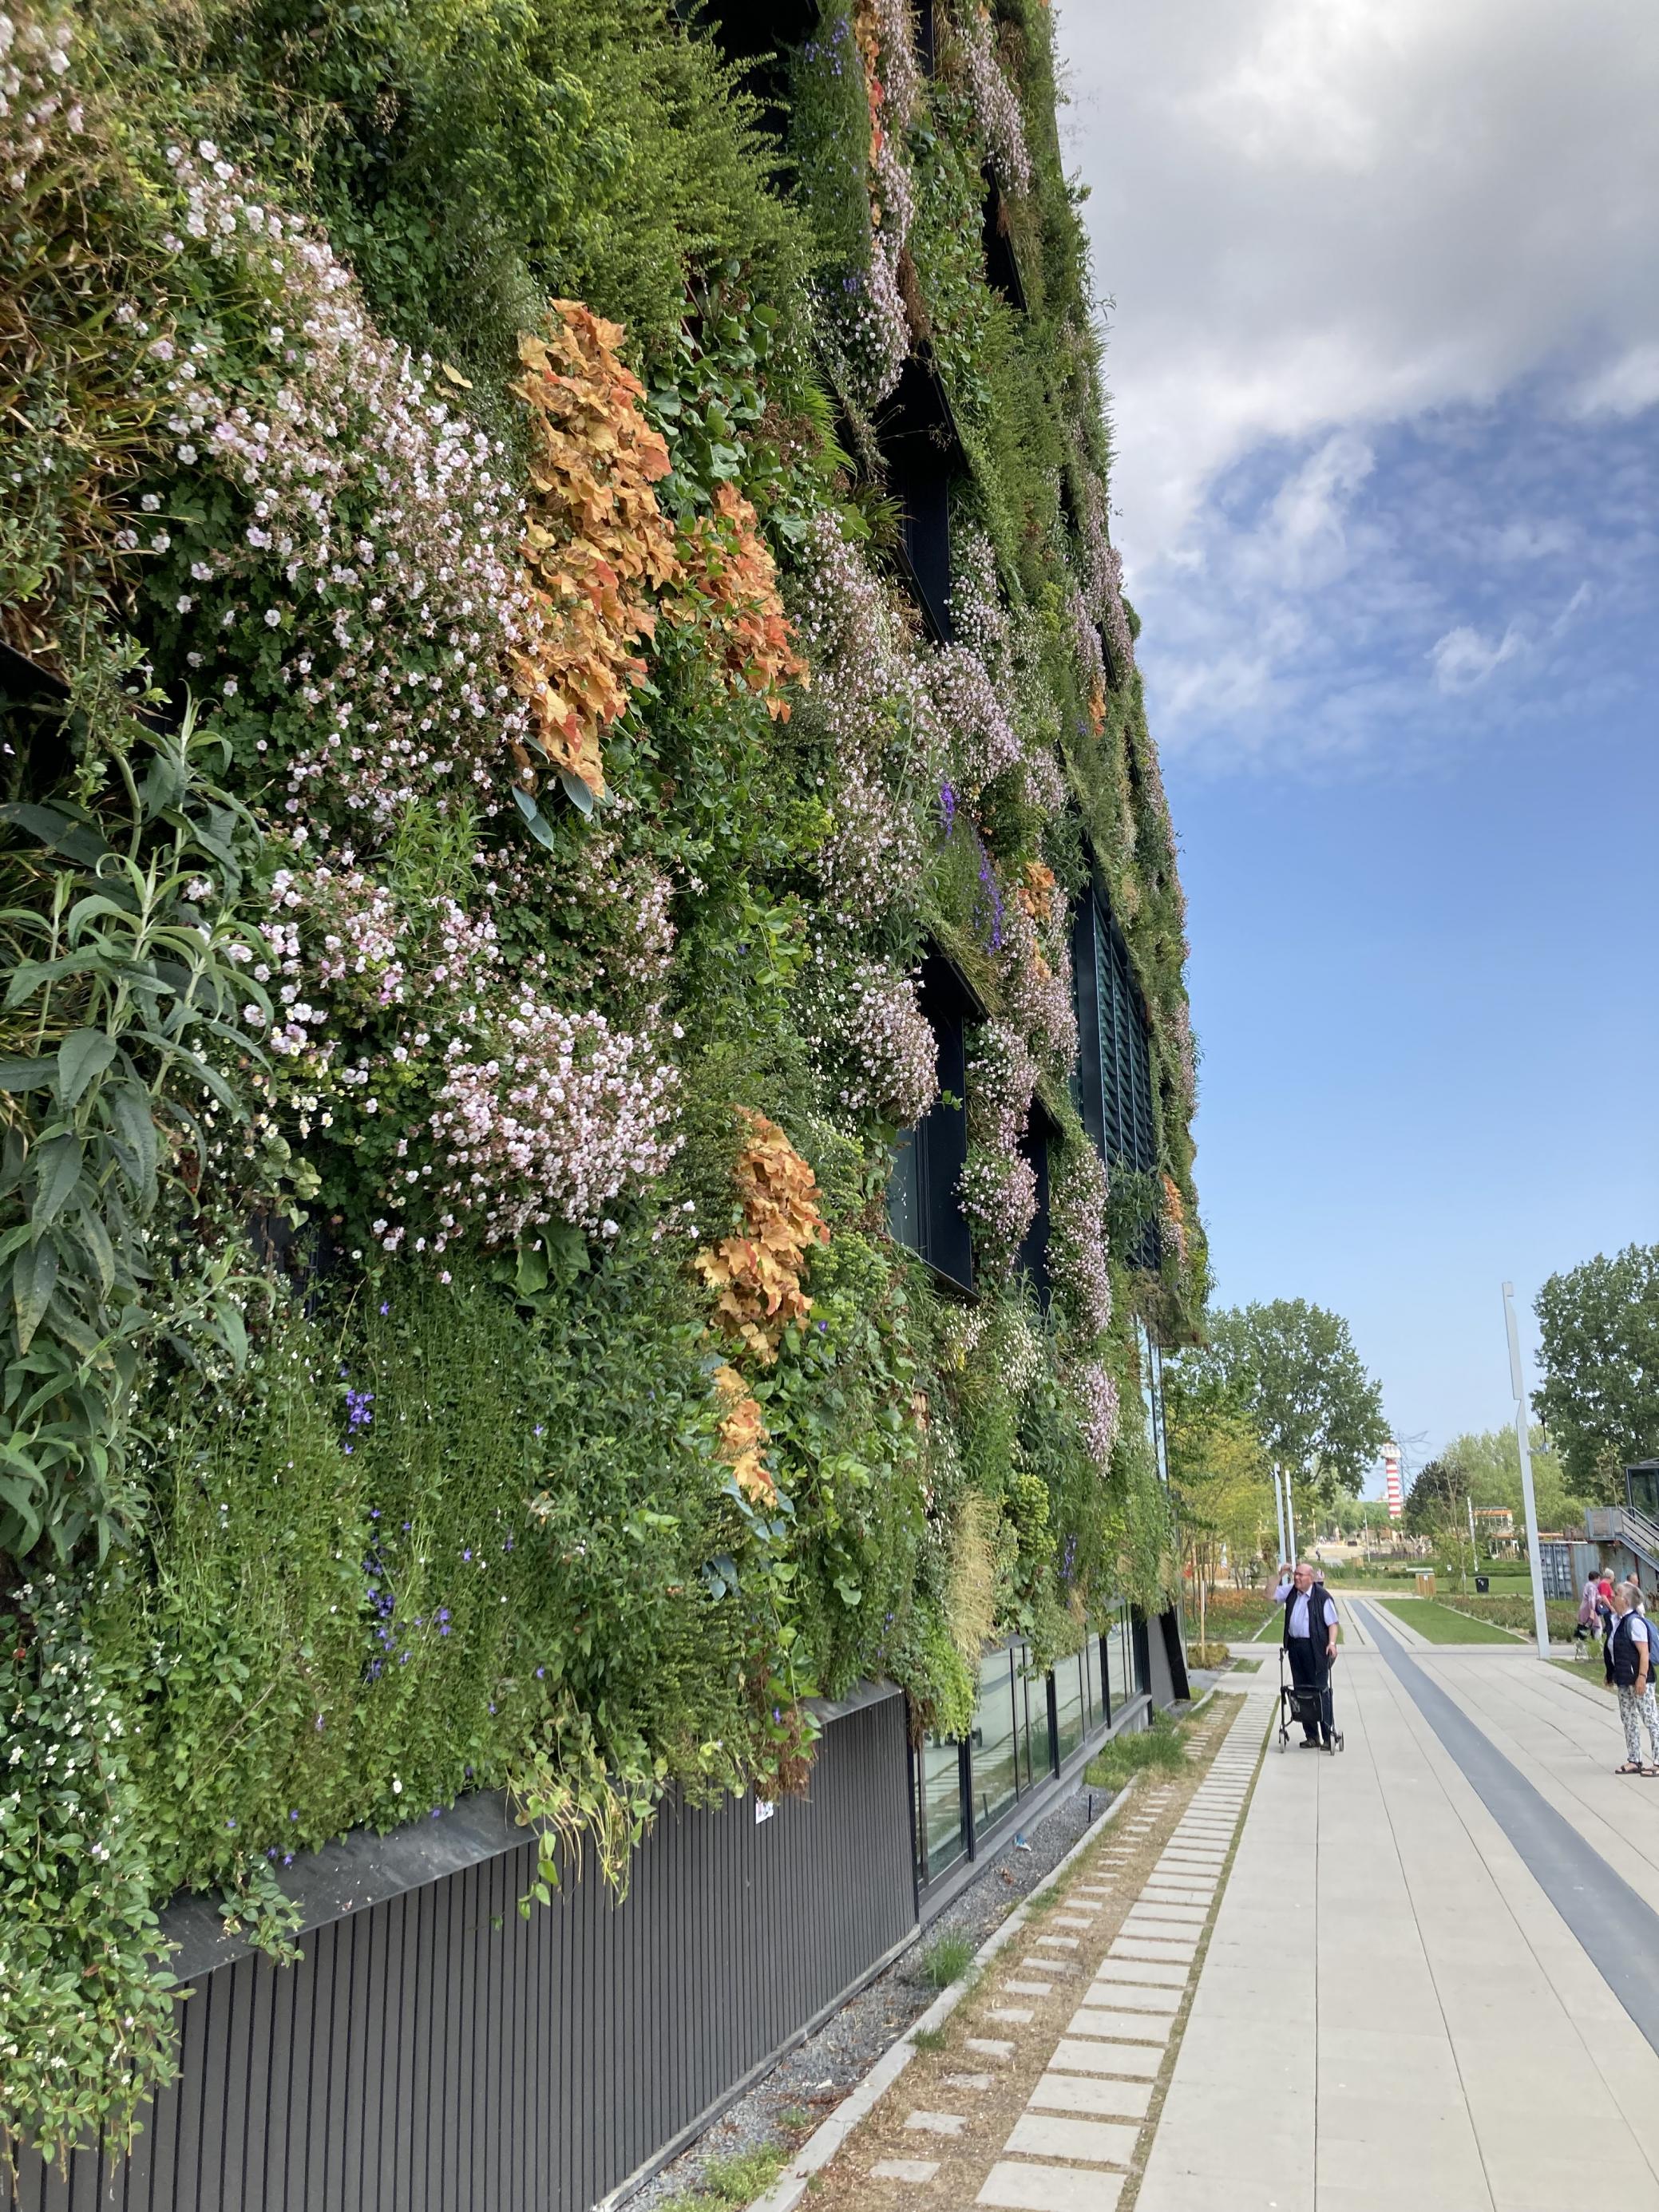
[1055,0,1659,767]
[1058,0,1659,567]
[1428,620,1525,694]
[1568,343,1659,420]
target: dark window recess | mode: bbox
[1070,888,1155,1174]
[877,357,964,644]
[703,0,820,141]
[981,174,1027,311]
[1070,883,1160,1266]
[888,953,981,1293]
[1016,1094,1057,1308]
[914,0,936,71]
[1,641,73,803]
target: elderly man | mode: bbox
[1273,1558,1340,1749]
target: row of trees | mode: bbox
[1165,1299,1390,1603]
[1170,1243,1659,1615]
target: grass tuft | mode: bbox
[1083,1709,1190,1791]
[920,1932,975,1988]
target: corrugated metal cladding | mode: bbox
[4,1691,914,2212]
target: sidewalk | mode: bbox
[1138,1634,1659,2211]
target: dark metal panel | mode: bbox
[3,1692,915,2212]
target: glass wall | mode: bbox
[1054,1648,1087,1764]
[1106,1600,1136,1715]
[916,1614,1150,1889]
[919,1732,967,1881]
[972,1648,1020,1837]
[1020,1657,1053,1787]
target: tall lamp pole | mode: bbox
[1503,1281,1551,1659]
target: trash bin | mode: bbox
[1475,1574,1491,1594]
[1414,1570,1437,1597]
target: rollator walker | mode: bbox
[1276,1641,1344,1755]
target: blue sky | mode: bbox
[1059,2,1659,1466]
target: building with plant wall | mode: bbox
[0,0,1205,2194]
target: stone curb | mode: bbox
[744,1689,1217,2212]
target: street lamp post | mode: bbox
[1503,1281,1551,1660]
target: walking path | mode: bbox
[802,1604,1659,2212]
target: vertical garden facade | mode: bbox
[0,0,1205,2186]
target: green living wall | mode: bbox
[0,0,1204,2159]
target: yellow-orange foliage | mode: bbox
[1015,859,1057,928]
[509,303,681,799]
[693,1110,829,1364]
[712,1363,777,1506]
[674,483,807,719]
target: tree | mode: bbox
[1183,1300,1388,1508]
[1440,1424,1587,1534]
[1534,1245,1659,1502]
[1403,1456,1467,1537]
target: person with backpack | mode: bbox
[1608,1583,1659,1776]
[1279,1558,1340,1750]
[1575,1573,1601,1660]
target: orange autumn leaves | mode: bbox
[510,302,804,804]
[695,1112,829,1506]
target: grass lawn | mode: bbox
[1372,1597,1519,1644]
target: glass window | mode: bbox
[972,1649,1019,1836]
[921,1735,966,1880]
[1083,1632,1103,1729]
[1020,1656,1054,1785]
[1107,1601,1134,1715]
[1055,1650,1086,1765]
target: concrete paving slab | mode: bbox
[1003,2114,1138,2167]
[976,2161,1123,2212]
[1048,2037,1162,2077]
[1027,2072,1150,2121]
[872,2160,940,2182]
[1064,2004,1175,2041]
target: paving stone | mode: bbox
[1053,1913,1097,1928]
[966,2037,1016,2060]
[1032,1935,1081,1950]
[1110,1936,1197,1963]
[873,2159,940,2182]
[1123,1902,1212,1937]
[1003,2112,1140,2167]
[1090,1961,1186,1996]
[976,2159,1123,2211]
[1083,1981,1186,2017]
[945,2072,996,2091]
[1027,2071,1151,2121]
[988,2006,1034,2024]
[1021,1954,1079,1974]
[1066,2004,1174,2042]
[1050,2036,1162,2078]
[1005,1980,1054,1996]
[905,2111,967,2136]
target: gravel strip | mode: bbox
[625,1777,1125,2211]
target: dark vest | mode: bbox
[1611,1610,1649,1688]
[1283,1586,1332,1648]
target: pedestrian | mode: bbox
[1576,1573,1600,1661]
[1278,1559,1340,1750]
[1609,1584,1659,1776]
[1598,1565,1617,1680]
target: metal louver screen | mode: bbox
[1093,904,1154,1173]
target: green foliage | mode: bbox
[920,1931,975,1988]
[0,1579,177,2159]
[1182,1301,1388,1502]
[1084,1707,1190,1790]
[0,0,1206,2162]
[1533,1244,1659,1501]
[0,710,267,1567]
[202,0,814,383]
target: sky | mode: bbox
[1058,0,1659,1474]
